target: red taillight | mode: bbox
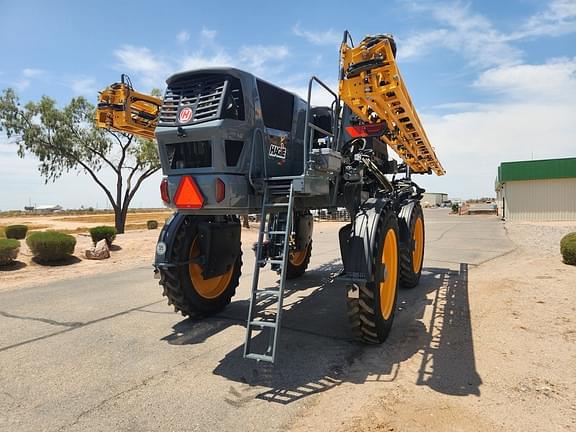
[346,123,386,138]
[215,177,225,203]
[160,178,170,204]
[174,176,204,209]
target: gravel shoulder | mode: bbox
[289,218,576,432]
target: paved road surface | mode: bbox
[0,210,514,432]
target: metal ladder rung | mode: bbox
[268,231,287,235]
[245,353,274,362]
[257,258,284,265]
[249,320,277,328]
[265,203,289,208]
[255,289,280,297]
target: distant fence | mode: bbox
[246,208,350,224]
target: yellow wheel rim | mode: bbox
[380,228,398,320]
[290,247,308,266]
[412,217,424,273]
[188,237,234,299]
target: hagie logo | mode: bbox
[178,107,193,124]
[268,135,287,160]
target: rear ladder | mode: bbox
[243,180,295,363]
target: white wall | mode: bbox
[503,178,576,221]
[422,193,447,206]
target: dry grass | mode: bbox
[57,222,165,235]
[55,211,172,225]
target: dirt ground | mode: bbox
[0,219,259,292]
[290,219,576,432]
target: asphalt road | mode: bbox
[0,210,514,432]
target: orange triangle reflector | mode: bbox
[174,176,204,209]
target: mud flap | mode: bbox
[398,200,417,251]
[154,212,188,268]
[338,198,390,283]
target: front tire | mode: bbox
[348,210,400,343]
[159,216,242,317]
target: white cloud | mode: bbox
[473,57,576,102]
[239,45,289,74]
[22,68,45,78]
[69,77,97,97]
[180,52,235,70]
[176,30,190,43]
[399,1,522,67]
[510,0,576,39]
[292,23,342,46]
[200,28,217,42]
[418,58,576,198]
[113,45,169,88]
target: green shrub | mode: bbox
[0,238,20,265]
[560,232,576,265]
[5,224,28,239]
[451,203,459,214]
[147,220,158,230]
[89,226,116,246]
[26,231,76,262]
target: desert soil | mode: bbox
[290,220,576,432]
[0,222,259,292]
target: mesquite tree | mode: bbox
[0,88,161,233]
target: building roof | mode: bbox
[497,157,576,185]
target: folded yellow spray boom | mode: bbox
[95,76,161,140]
[339,35,445,175]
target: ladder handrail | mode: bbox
[302,76,340,175]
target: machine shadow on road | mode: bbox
[161,261,481,404]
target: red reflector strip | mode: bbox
[215,178,225,203]
[346,124,386,138]
[174,176,204,209]
[160,178,170,204]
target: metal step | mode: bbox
[244,353,274,362]
[255,289,280,297]
[249,320,277,328]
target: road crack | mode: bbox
[0,310,83,328]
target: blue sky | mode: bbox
[1,0,575,209]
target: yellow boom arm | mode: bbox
[96,78,162,140]
[339,35,445,175]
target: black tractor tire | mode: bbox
[399,202,425,289]
[158,216,242,317]
[286,240,313,279]
[348,210,400,344]
[269,211,313,280]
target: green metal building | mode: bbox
[496,157,576,221]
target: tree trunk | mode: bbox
[115,209,127,234]
[242,214,250,229]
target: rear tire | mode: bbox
[286,240,312,279]
[399,203,425,288]
[269,211,313,280]
[348,209,400,343]
[159,216,242,317]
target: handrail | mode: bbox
[302,76,340,175]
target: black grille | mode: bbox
[165,140,212,169]
[159,75,227,126]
